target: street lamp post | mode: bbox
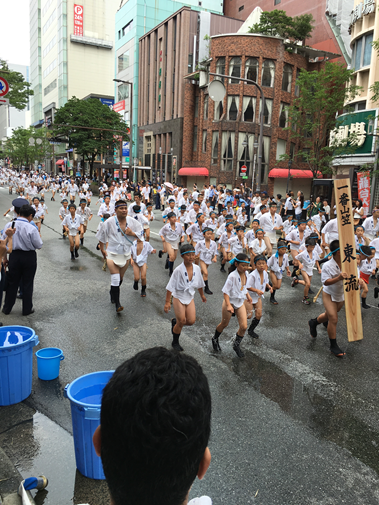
[286,158,293,193]
[113,79,133,178]
[241,134,259,188]
[207,72,266,192]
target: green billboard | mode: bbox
[329,109,375,155]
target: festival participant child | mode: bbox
[158,212,185,276]
[59,198,70,238]
[369,236,379,279]
[161,198,178,223]
[286,219,309,274]
[249,228,268,268]
[178,204,189,231]
[204,210,218,237]
[143,202,155,242]
[308,240,355,357]
[40,199,48,225]
[76,198,93,245]
[195,227,218,295]
[62,203,82,260]
[267,241,291,304]
[98,193,115,218]
[218,220,235,272]
[217,208,228,226]
[237,208,248,226]
[186,213,206,256]
[227,225,248,258]
[130,205,149,234]
[357,245,376,309]
[292,237,321,305]
[186,201,201,225]
[246,255,272,339]
[282,215,293,238]
[164,244,206,351]
[211,253,253,357]
[355,225,370,250]
[131,238,156,297]
[31,197,44,234]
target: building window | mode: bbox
[203,95,208,119]
[301,148,310,162]
[212,131,219,164]
[118,51,129,72]
[245,58,258,83]
[214,101,223,120]
[229,57,242,84]
[202,130,207,152]
[239,5,244,10]
[194,95,199,118]
[276,139,287,160]
[221,131,235,171]
[242,96,256,122]
[216,57,225,80]
[259,98,273,125]
[44,79,57,96]
[290,142,296,159]
[227,96,239,120]
[282,64,292,92]
[43,59,57,78]
[295,68,301,97]
[274,0,281,4]
[352,32,373,70]
[193,126,198,152]
[122,20,133,36]
[279,103,289,128]
[43,35,56,58]
[262,60,275,87]
[118,84,129,101]
[261,136,271,184]
[238,133,254,176]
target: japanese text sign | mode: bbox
[357,172,371,218]
[334,178,363,342]
[74,5,83,36]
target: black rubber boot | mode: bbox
[111,285,123,312]
[165,256,169,269]
[133,280,139,291]
[374,287,379,299]
[168,261,174,276]
[110,287,115,304]
[330,339,345,357]
[204,280,213,295]
[220,264,226,272]
[308,317,319,338]
[233,334,245,358]
[158,250,163,258]
[270,290,278,305]
[80,237,84,246]
[141,284,146,297]
[248,317,260,338]
[71,251,75,261]
[75,248,79,258]
[172,327,183,351]
[362,298,370,309]
[212,329,221,351]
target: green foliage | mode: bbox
[248,10,314,45]
[0,59,34,111]
[4,127,52,168]
[53,97,129,177]
[284,62,362,177]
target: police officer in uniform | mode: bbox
[2,204,43,316]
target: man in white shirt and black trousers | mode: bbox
[2,204,43,316]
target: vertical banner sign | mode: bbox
[74,5,84,36]
[357,171,371,217]
[334,178,363,342]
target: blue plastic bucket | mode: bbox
[0,326,39,406]
[64,371,114,480]
[35,348,64,380]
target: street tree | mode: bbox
[249,10,314,46]
[4,127,52,169]
[0,59,34,110]
[283,61,362,178]
[53,97,130,178]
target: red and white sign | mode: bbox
[74,4,83,36]
[241,165,247,173]
[0,77,9,97]
[357,171,371,217]
[113,100,125,112]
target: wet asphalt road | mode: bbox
[1,188,379,505]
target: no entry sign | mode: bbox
[241,165,247,173]
[0,77,9,97]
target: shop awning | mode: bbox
[268,168,322,179]
[56,159,65,165]
[178,167,209,176]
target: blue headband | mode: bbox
[325,247,340,259]
[181,249,195,255]
[359,245,371,257]
[229,258,250,265]
[275,244,288,257]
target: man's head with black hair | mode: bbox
[95,347,211,505]
[19,205,35,219]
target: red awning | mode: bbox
[56,159,65,165]
[268,168,322,179]
[178,167,209,176]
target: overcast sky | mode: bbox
[2,1,30,66]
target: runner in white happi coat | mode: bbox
[259,202,283,256]
[131,238,156,297]
[62,203,82,261]
[158,213,185,276]
[195,227,218,295]
[246,255,272,339]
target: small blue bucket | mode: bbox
[35,348,64,380]
[0,326,39,406]
[64,371,114,480]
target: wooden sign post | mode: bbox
[334,178,363,342]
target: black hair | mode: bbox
[134,193,142,199]
[115,199,128,208]
[100,347,211,505]
[254,254,267,264]
[359,245,372,257]
[193,201,200,206]
[329,240,340,256]
[68,203,76,210]
[305,237,317,247]
[103,213,110,220]
[180,243,195,255]
[228,253,249,274]
[276,194,282,200]
[167,211,176,219]
[19,205,34,218]
[277,240,287,250]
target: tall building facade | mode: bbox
[115,0,225,171]
[137,7,243,182]
[223,0,354,65]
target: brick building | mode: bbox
[181,33,337,196]
[137,7,243,183]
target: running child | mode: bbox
[267,240,291,304]
[158,212,185,276]
[76,198,93,245]
[249,228,268,268]
[195,227,218,295]
[62,203,82,260]
[164,244,206,352]
[143,202,155,242]
[246,255,272,339]
[218,219,235,272]
[292,237,321,305]
[357,244,376,309]
[131,238,156,297]
[211,253,253,358]
[59,199,70,238]
[227,225,248,258]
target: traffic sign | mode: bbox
[0,77,9,97]
[242,176,248,180]
[0,98,9,106]
[241,165,247,173]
